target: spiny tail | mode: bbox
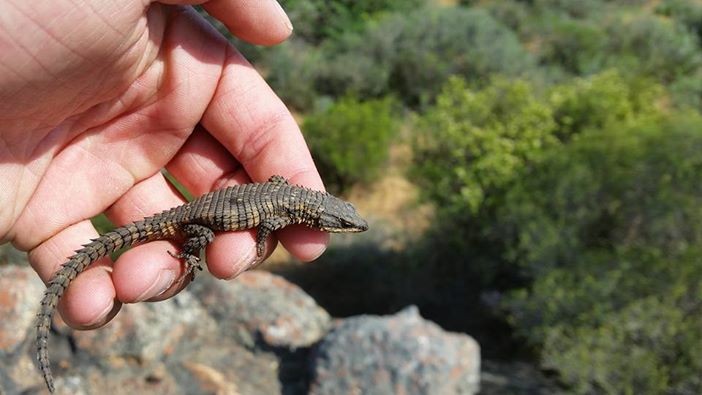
[36,216,179,392]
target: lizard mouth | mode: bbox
[321,218,369,233]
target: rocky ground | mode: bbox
[0,244,483,395]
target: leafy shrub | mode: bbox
[483,1,531,34]
[537,17,607,75]
[533,0,605,19]
[510,3,701,83]
[314,26,399,102]
[412,70,666,229]
[281,0,428,43]
[501,114,702,393]
[670,71,702,110]
[656,0,702,42]
[302,96,399,193]
[548,70,662,138]
[316,7,534,107]
[263,40,324,111]
[412,76,556,216]
[411,73,701,392]
[502,113,702,276]
[603,15,702,82]
[541,291,702,394]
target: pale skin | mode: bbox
[0,1,328,330]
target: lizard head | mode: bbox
[315,194,369,233]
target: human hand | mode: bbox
[0,0,328,329]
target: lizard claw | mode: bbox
[168,250,203,278]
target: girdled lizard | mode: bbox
[36,175,368,392]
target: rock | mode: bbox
[54,270,331,394]
[0,257,66,392]
[310,306,481,395]
[171,336,281,395]
[0,264,45,352]
[70,289,217,364]
[53,363,180,395]
[189,270,331,349]
[1,349,46,394]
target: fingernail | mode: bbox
[272,0,293,32]
[135,270,176,302]
[84,301,117,328]
[226,246,258,279]
[308,244,327,262]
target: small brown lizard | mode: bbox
[36,175,368,392]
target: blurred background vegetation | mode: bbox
[193,0,702,393]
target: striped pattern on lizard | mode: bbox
[36,175,368,392]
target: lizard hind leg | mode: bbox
[168,224,215,278]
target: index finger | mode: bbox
[159,0,294,46]
[201,46,329,259]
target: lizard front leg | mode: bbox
[256,217,291,258]
[168,224,215,277]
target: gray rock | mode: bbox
[189,270,331,349]
[47,270,332,394]
[310,306,481,395]
[171,336,282,395]
[0,264,44,354]
[0,347,46,394]
[70,289,217,364]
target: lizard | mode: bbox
[35,175,368,393]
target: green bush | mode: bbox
[670,72,702,110]
[533,0,605,19]
[501,115,702,393]
[656,0,702,42]
[483,1,531,34]
[502,114,702,274]
[316,7,534,107]
[412,76,556,216]
[541,291,702,394]
[537,17,607,75]
[411,73,701,392]
[281,0,428,43]
[302,96,399,193]
[503,3,702,83]
[603,15,702,82]
[263,40,324,111]
[548,70,662,138]
[411,70,666,226]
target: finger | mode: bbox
[112,240,192,303]
[166,127,280,279]
[29,220,122,329]
[161,0,293,45]
[59,261,122,329]
[200,46,330,260]
[203,0,293,45]
[104,172,193,303]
